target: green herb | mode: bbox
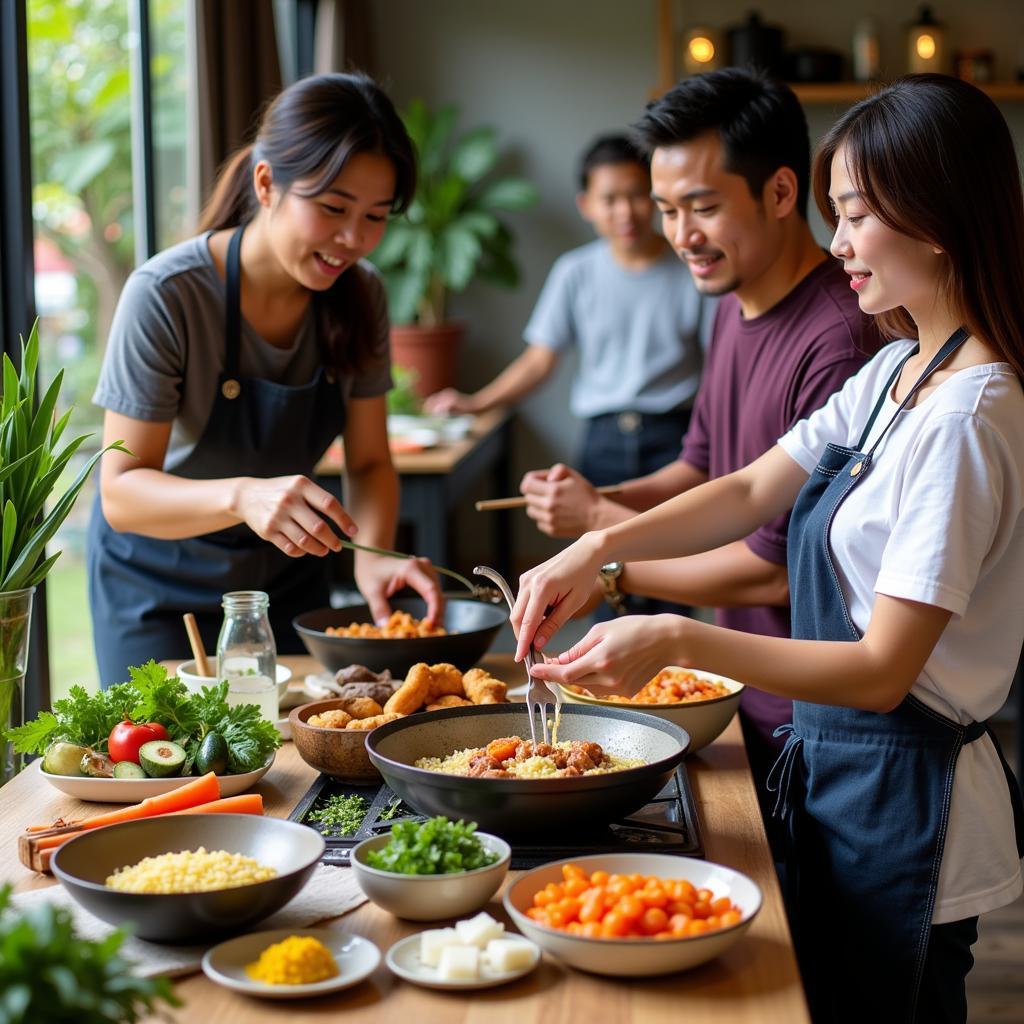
[307,794,369,836]
[378,797,403,822]
[4,661,281,775]
[365,817,498,875]
[0,883,180,1023]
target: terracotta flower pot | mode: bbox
[389,322,464,399]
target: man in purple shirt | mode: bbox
[520,69,875,816]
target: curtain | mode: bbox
[314,0,373,74]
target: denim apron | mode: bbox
[88,224,346,685]
[768,328,1024,1023]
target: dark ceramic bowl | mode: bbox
[289,698,382,783]
[366,703,689,836]
[292,595,507,676]
[51,814,324,943]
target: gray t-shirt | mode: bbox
[93,233,392,471]
[523,240,711,418]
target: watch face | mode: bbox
[601,561,623,579]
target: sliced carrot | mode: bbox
[173,793,263,816]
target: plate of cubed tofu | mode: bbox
[386,911,540,990]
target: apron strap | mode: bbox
[855,348,918,450]
[222,224,245,397]
[857,327,970,455]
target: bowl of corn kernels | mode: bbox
[558,667,744,753]
[51,814,324,943]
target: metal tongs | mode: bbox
[474,565,561,751]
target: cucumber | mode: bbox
[113,760,147,779]
[196,732,229,775]
[138,739,187,778]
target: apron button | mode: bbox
[222,379,241,400]
[850,460,864,477]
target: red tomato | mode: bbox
[108,721,169,764]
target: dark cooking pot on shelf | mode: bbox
[365,703,689,836]
[727,12,785,77]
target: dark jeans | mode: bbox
[915,916,979,1024]
[580,409,692,620]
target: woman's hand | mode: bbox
[354,550,444,625]
[528,614,688,692]
[232,475,358,556]
[510,532,608,660]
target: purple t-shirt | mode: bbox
[680,256,874,744]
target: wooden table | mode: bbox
[315,408,515,578]
[0,654,809,1023]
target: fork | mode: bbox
[473,565,561,750]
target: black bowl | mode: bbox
[366,703,689,836]
[292,595,507,676]
[51,814,324,943]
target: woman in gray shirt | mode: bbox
[88,73,441,686]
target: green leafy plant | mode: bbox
[386,365,422,416]
[0,883,180,1024]
[365,816,498,875]
[370,100,539,326]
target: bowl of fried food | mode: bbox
[290,662,511,783]
[292,596,507,676]
[558,667,743,753]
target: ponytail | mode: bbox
[198,145,256,232]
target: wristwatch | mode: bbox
[599,561,628,616]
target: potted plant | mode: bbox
[0,323,128,784]
[370,99,539,399]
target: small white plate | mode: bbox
[386,933,539,990]
[202,927,380,1000]
[36,752,275,803]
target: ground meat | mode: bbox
[567,748,597,772]
[467,753,505,777]
[481,769,510,779]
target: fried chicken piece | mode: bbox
[425,695,473,711]
[307,709,353,729]
[423,663,465,703]
[462,667,508,704]
[336,696,383,720]
[384,663,434,715]
[344,712,403,730]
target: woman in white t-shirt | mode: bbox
[510,74,1024,1024]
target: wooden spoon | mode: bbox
[182,613,212,677]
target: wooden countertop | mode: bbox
[0,654,808,1023]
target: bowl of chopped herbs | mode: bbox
[350,817,510,920]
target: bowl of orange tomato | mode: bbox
[503,853,761,976]
[558,666,743,753]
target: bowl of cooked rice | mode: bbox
[558,667,744,753]
[293,595,507,676]
[51,814,324,943]
[365,703,689,836]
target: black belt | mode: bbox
[588,408,691,433]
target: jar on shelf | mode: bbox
[216,590,278,721]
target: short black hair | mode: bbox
[632,68,810,217]
[578,134,649,191]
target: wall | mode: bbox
[366,0,1024,571]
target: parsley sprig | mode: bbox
[365,817,499,875]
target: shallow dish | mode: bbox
[504,853,761,976]
[51,814,324,943]
[290,699,381,783]
[292,595,507,676]
[386,932,539,990]
[35,753,275,803]
[366,704,688,835]
[350,831,510,920]
[558,668,744,753]
[176,660,292,704]
[202,927,380,999]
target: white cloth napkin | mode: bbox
[12,864,366,978]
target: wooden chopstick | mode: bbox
[475,485,622,512]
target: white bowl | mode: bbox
[176,659,292,704]
[504,853,761,976]
[558,667,743,753]
[351,831,511,921]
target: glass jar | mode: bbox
[216,591,278,721]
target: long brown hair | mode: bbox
[198,72,416,375]
[812,74,1024,380]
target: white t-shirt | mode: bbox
[779,339,1024,924]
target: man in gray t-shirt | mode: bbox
[425,135,711,491]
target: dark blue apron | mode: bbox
[87,225,346,686]
[768,329,1024,1023]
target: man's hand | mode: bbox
[519,463,606,538]
[423,389,477,415]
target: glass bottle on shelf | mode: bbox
[216,591,278,722]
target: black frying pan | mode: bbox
[366,703,689,835]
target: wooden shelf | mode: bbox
[790,81,1024,104]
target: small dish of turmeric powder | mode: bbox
[201,927,381,999]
